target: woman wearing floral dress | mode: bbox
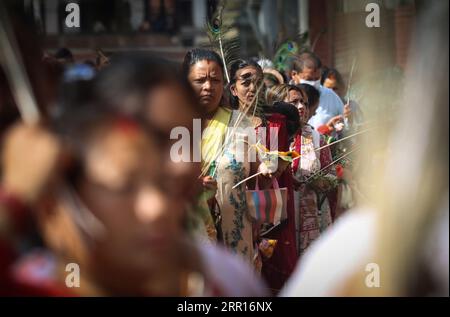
[183,49,261,266]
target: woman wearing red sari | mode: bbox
[258,108,299,294]
[228,62,300,294]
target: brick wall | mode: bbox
[309,0,333,67]
[333,8,396,81]
[309,1,416,81]
[43,33,188,62]
[394,4,416,69]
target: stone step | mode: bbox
[43,34,190,62]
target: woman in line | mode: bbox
[229,63,299,294]
[321,67,364,128]
[183,49,262,267]
[265,84,335,256]
[290,83,335,255]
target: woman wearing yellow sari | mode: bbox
[183,49,259,266]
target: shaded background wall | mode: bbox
[14,0,419,78]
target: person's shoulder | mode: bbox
[320,85,337,95]
[310,126,320,138]
[221,106,233,115]
[196,242,268,297]
[307,125,321,147]
[320,86,343,101]
[230,110,255,129]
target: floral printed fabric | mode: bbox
[213,110,255,265]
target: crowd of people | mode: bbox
[0,41,360,296]
[0,1,448,297]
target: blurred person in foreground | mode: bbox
[0,55,267,296]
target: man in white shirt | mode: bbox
[288,52,344,130]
